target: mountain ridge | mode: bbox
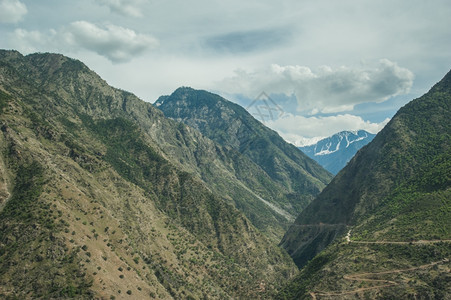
[0,50,297,299]
[155,87,333,237]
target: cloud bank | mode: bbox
[0,0,27,23]
[219,59,414,114]
[3,0,448,144]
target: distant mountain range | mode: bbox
[299,130,376,174]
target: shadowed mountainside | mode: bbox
[155,88,332,238]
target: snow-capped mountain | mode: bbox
[299,130,376,174]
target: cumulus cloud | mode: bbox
[218,60,414,114]
[7,29,53,53]
[265,113,390,144]
[96,0,148,17]
[7,21,158,63]
[0,0,27,23]
[64,21,159,63]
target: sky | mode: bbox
[1,0,450,145]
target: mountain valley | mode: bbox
[0,50,449,300]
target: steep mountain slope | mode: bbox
[155,88,332,236]
[0,50,296,299]
[299,130,376,174]
[278,70,451,298]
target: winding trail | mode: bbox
[309,230,451,298]
[311,259,449,298]
[345,230,451,245]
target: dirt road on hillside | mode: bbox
[308,230,450,298]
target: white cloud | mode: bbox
[95,0,148,17]
[64,21,158,63]
[265,113,390,144]
[218,60,414,114]
[7,29,55,53]
[7,22,159,63]
[0,0,27,23]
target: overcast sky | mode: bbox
[1,0,450,144]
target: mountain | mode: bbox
[155,88,333,239]
[299,130,376,174]
[0,50,298,299]
[278,70,451,299]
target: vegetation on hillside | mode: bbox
[281,70,451,269]
[0,148,94,298]
[0,50,296,299]
[278,71,451,298]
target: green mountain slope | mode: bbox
[155,88,332,239]
[278,71,451,299]
[0,50,296,299]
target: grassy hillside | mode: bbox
[279,150,450,299]
[281,70,451,268]
[0,50,296,299]
[277,71,450,298]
